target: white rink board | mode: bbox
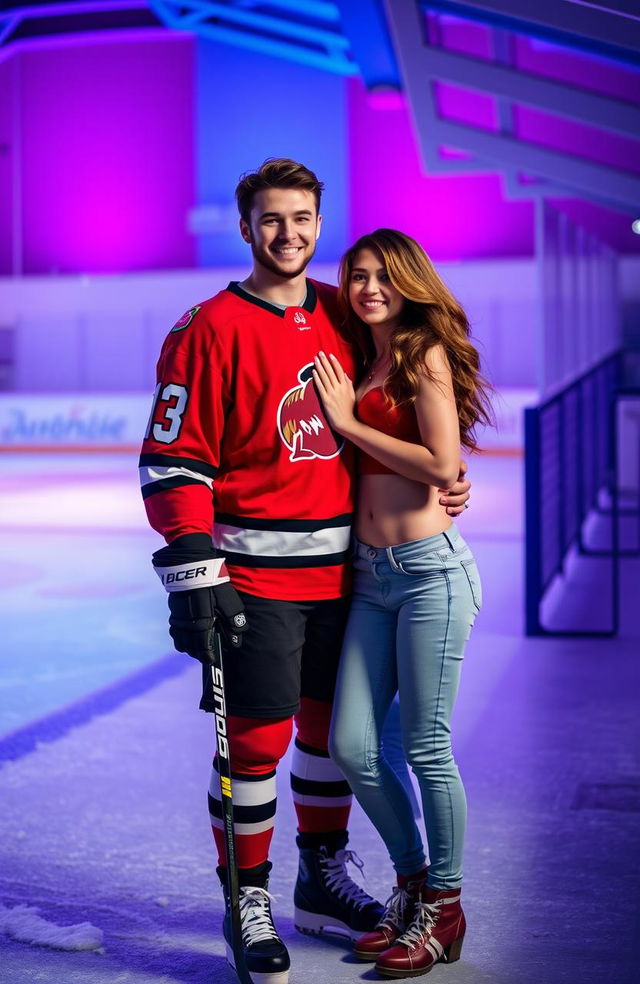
[0,393,150,448]
[0,389,535,451]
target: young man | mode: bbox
[139,159,471,984]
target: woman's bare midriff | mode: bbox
[355,473,452,548]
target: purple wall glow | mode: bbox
[514,107,640,176]
[416,12,640,254]
[1,20,640,276]
[430,26,640,180]
[14,38,195,275]
[347,78,535,260]
[431,12,494,61]
[515,36,640,104]
[0,59,15,275]
[435,80,499,131]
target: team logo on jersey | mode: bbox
[170,306,201,333]
[285,307,312,331]
[293,311,311,330]
[277,364,344,462]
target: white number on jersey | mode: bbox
[146,382,189,444]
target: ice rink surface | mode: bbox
[0,452,638,984]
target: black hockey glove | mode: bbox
[152,533,247,664]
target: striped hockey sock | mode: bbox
[291,696,352,833]
[290,736,352,833]
[208,758,277,870]
[208,713,292,872]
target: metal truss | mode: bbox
[149,0,358,75]
[383,0,640,214]
[419,0,640,66]
[0,2,164,57]
[334,0,400,89]
[0,1,357,76]
[2,0,638,214]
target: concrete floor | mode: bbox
[0,452,638,984]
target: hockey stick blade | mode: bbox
[209,630,254,984]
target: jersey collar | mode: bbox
[227,279,318,318]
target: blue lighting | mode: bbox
[150,0,358,75]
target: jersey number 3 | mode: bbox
[145,382,188,444]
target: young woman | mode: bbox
[312,229,492,979]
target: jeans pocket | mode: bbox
[396,554,444,576]
[461,558,482,611]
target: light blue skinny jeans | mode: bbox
[329,524,481,890]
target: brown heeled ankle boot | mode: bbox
[374,884,465,978]
[353,871,428,962]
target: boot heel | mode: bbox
[443,935,464,963]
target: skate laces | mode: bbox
[320,849,376,910]
[238,887,281,947]
[378,886,410,931]
[396,899,442,948]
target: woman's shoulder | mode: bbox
[422,342,449,372]
[414,344,454,402]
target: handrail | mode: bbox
[525,351,621,636]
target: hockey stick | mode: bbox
[209,628,253,984]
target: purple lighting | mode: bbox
[516,35,640,103]
[18,38,195,274]
[1,9,640,277]
[0,1,168,66]
[348,79,534,260]
[435,80,500,132]
[515,104,640,174]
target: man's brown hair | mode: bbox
[235,158,324,223]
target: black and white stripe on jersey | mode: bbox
[138,453,218,499]
[214,512,352,569]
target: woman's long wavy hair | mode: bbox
[338,229,494,453]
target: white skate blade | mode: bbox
[225,942,290,984]
[293,906,356,941]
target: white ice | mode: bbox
[0,904,104,951]
[1,453,635,984]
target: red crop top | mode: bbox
[356,387,423,475]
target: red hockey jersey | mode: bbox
[139,280,357,600]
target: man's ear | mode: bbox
[316,214,322,240]
[240,218,252,243]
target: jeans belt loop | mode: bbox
[442,529,456,551]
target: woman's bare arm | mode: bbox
[313,348,461,489]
